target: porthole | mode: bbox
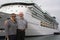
[18,5,20,7]
[21,6,23,7]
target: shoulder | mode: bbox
[4,19,10,24]
[5,20,9,23]
[4,20,9,25]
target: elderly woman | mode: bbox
[4,13,17,40]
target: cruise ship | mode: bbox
[0,1,59,36]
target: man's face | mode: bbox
[19,12,24,17]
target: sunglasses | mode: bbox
[11,16,16,17]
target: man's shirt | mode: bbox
[16,17,27,30]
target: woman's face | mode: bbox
[11,15,16,20]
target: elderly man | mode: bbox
[16,12,28,40]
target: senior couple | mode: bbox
[4,12,28,40]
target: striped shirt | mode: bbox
[4,19,17,35]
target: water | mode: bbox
[25,35,60,40]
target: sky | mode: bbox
[0,0,60,30]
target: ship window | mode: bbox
[28,7,33,10]
[28,7,43,20]
[25,6,27,8]
[18,5,20,7]
[31,9,42,20]
[40,21,49,27]
[21,6,23,7]
[32,11,37,15]
[44,15,53,22]
[28,7,32,9]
